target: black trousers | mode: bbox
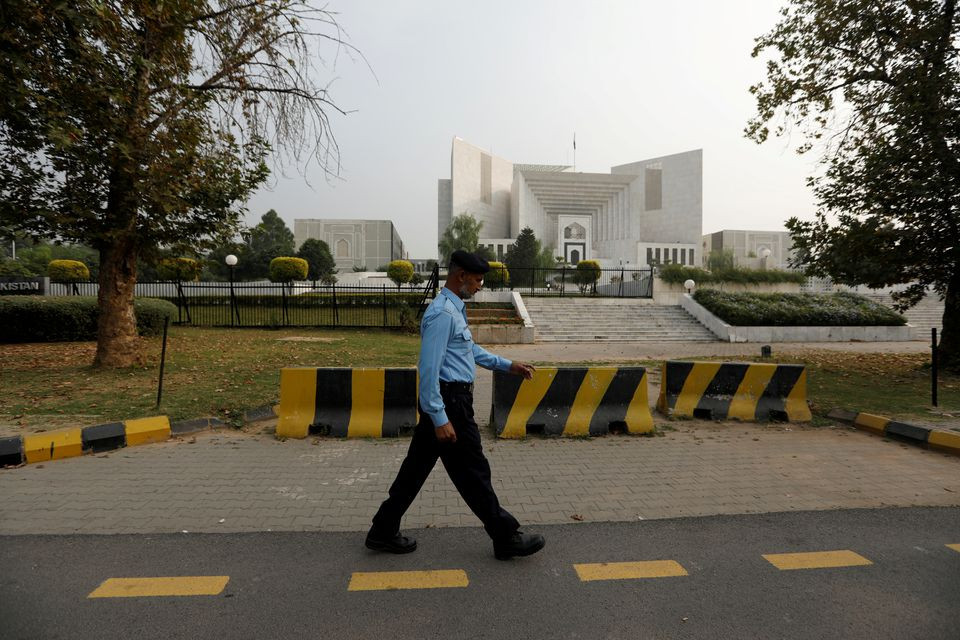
[370,386,520,542]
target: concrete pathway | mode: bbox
[1,422,957,536]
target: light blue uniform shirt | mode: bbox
[419,287,512,427]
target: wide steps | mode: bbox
[521,298,717,343]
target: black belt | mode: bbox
[440,380,474,393]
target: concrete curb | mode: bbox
[826,408,960,456]
[0,405,277,468]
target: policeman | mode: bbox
[366,250,546,560]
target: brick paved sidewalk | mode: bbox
[1,422,957,536]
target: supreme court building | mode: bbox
[437,138,702,268]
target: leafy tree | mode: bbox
[269,257,308,283]
[387,259,414,290]
[504,227,544,287]
[747,0,960,368]
[0,2,354,366]
[11,241,99,278]
[707,249,736,273]
[486,261,509,289]
[574,260,601,294]
[439,213,487,262]
[237,210,296,280]
[0,259,33,277]
[156,257,202,282]
[409,272,425,286]
[297,238,336,281]
[48,259,90,282]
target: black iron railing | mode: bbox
[481,266,654,298]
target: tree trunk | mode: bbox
[938,268,960,372]
[94,236,143,368]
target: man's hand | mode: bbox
[435,422,457,444]
[510,362,536,380]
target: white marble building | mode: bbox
[437,138,702,268]
[701,229,797,270]
[294,219,406,272]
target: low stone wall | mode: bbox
[654,278,801,305]
[680,294,916,343]
[469,291,535,344]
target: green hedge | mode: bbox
[0,296,177,343]
[177,292,424,308]
[692,289,906,326]
[660,264,807,285]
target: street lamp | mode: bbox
[684,278,695,294]
[225,254,239,326]
[760,248,772,271]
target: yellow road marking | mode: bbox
[276,368,317,438]
[728,365,775,421]
[763,550,872,571]
[348,369,385,438]
[625,371,654,434]
[88,576,229,598]
[673,362,721,416]
[574,560,688,581]
[501,368,558,438]
[947,544,960,553]
[563,368,617,436]
[348,570,468,591]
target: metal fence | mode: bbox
[50,280,431,328]
[45,264,650,328]
[484,266,654,298]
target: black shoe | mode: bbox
[493,532,545,560]
[365,531,417,554]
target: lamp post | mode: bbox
[225,254,238,326]
[760,248,772,271]
[684,278,695,295]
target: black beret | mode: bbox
[449,250,490,274]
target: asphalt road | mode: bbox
[1,507,958,640]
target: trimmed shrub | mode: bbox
[659,263,806,285]
[486,261,509,288]
[269,257,308,283]
[0,296,177,343]
[387,260,414,289]
[156,257,202,281]
[692,289,906,326]
[47,259,90,282]
[574,260,601,293]
[0,259,33,277]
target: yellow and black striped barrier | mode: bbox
[276,367,418,439]
[0,416,171,467]
[657,361,811,422]
[492,367,653,438]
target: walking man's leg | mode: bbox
[367,413,439,553]
[439,390,545,560]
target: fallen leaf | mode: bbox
[570,514,584,521]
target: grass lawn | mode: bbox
[0,327,420,436]
[1,328,957,436]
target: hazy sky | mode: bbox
[247,0,820,258]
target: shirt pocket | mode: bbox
[451,327,473,354]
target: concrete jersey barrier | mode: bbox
[276,367,418,439]
[657,361,811,422]
[491,367,653,438]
